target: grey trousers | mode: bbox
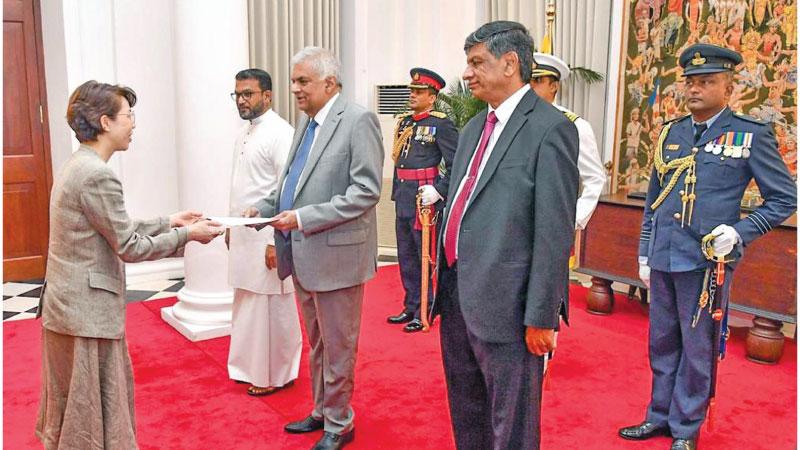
[439,265,543,450]
[646,269,728,439]
[294,280,364,434]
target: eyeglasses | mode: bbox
[230,90,266,102]
[117,109,135,122]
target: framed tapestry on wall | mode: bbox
[611,0,797,208]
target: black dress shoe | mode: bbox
[618,421,670,440]
[387,311,414,324]
[311,429,354,450]
[403,319,424,333]
[284,416,324,434]
[671,438,697,450]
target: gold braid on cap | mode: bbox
[531,68,560,79]
[650,122,698,226]
[392,120,414,164]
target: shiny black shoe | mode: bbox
[403,319,424,333]
[618,421,670,440]
[311,429,354,450]
[284,415,324,434]
[387,311,414,324]
[671,438,697,450]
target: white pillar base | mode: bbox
[160,240,234,341]
[161,306,231,342]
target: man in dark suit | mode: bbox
[246,47,384,450]
[433,21,580,449]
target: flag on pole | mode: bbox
[540,32,552,54]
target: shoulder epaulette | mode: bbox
[394,111,412,119]
[668,114,690,125]
[665,114,691,125]
[733,111,767,125]
[562,110,580,122]
[430,111,447,119]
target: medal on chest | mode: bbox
[704,131,752,159]
[414,126,437,144]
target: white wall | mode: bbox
[602,0,625,171]
[40,0,71,176]
[41,0,183,221]
[340,0,481,111]
[40,0,246,281]
[113,0,182,220]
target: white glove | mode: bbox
[639,263,651,289]
[710,224,740,257]
[418,185,442,206]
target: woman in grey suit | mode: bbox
[35,81,222,450]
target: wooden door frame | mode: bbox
[30,0,53,198]
[3,0,54,281]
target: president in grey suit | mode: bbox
[246,47,383,450]
[433,22,580,449]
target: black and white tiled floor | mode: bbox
[3,278,185,322]
[1,258,402,323]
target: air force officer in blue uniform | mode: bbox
[619,44,796,450]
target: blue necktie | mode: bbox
[693,122,707,144]
[279,119,318,214]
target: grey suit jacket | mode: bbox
[434,90,580,343]
[255,96,384,292]
[40,146,188,339]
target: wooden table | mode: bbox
[576,192,797,364]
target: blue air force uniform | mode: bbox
[636,45,796,441]
[389,68,457,328]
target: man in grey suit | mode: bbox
[245,47,383,450]
[433,21,580,449]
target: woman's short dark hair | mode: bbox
[66,80,137,143]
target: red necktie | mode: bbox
[444,111,498,266]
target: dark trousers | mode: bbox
[646,269,731,439]
[395,216,434,318]
[439,264,543,450]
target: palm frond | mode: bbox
[569,66,604,84]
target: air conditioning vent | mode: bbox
[375,85,409,115]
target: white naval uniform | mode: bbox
[227,109,302,388]
[555,104,607,230]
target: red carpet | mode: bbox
[4,265,796,449]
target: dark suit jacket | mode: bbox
[434,89,580,343]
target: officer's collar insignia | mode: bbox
[412,111,430,121]
[691,52,706,66]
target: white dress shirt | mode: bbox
[554,104,607,229]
